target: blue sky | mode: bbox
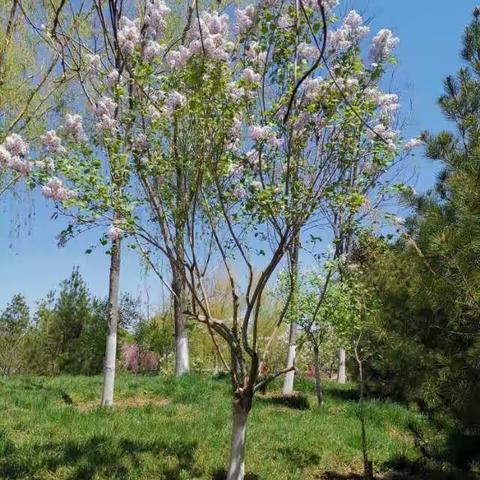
[0,0,477,312]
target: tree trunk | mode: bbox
[354,340,373,480]
[226,396,251,480]
[313,344,324,406]
[171,152,190,377]
[100,235,121,407]
[282,238,299,396]
[338,347,346,384]
[213,352,219,375]
[172,264,189,376]
[282,323,297,395]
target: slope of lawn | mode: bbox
[0,373,441,479]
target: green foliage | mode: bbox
[134,312,174,369]
[0,268,144,376]
[0,294,29,337]
[277,265,363,372]
[352,16,480,473]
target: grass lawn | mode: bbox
[0,374,438,479]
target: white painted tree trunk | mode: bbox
[101,330,117,406]
[172,256,190,376]
[282,237,299,396]
[226,406,248,480]
[282,324,297,395]
[338,347,346,384]
[101,235,121,407]
[175,334,190,376]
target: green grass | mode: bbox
[0,374,430,479]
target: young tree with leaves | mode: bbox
[2,0,139,405]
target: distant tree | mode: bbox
[0,293,29,374]
[279,267,360,405]
[135,312,174,367]
[0,293,29,336]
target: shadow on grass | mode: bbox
[317,472,364,479]
[317,454,480,480]
[211,469,259,479]
[322,387,359,402]
[381,455,479,480]
[256,392,310,410]
[0,434,199,479]
[0,378,77,406]
[277,446,320,469]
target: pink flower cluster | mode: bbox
[167,11,232,70]
[246,42,267,65]
[0,134,31,175]
[94,97,118,134]
[42,177,77,201]
[64,114,86,142]
[41,130,66,154]
[107,225,124,241]
[243,68,261,84]
[404,137,423,151]
[298,42,318,61]
[365,89,400,115]
[133,133,149,152]
[370,29,400,61]
[144,0,171,40]
[106,69,120,88]
[143,40,164,61]
[116,2,170,60]
[4,133,28,156]
[334,76,359,91]
[302,0,339,13]
[303,77,326,102]
[249,125,282,147]
[121,343,159,372]
[233,185,246,199]
[163,91,187,115]
[329,10,369,53]
[235,5,255,34]
[226,83,246,103]
[367,123,398,151]
[118,17,141,56]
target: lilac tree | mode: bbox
[9,0,149,406]
[116,1,408,477]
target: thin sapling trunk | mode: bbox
[282,238,299,396]
[101,235,121,407]
[338,347,346,384]
[172,263,190,376]
[313,344,324,406]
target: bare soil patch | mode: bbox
[75,394,169,412]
